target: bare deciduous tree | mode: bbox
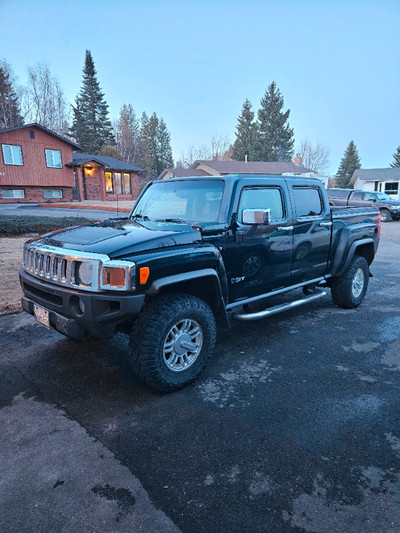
[297,139,330,174]
[23,64,69,135]
[177,134,231,168]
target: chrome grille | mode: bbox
[22,243,110,292]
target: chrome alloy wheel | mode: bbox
[352,267,365,298]
[163,319,203,372]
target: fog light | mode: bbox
[78,299,85,314]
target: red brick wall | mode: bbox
[83,168,103,201]
[0,186,73,203]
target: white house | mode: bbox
[351,168,400,200]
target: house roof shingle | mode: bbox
[68,152,144,172]
[351,167,400,184]
[193,160,316,175]
[0,123,82,150]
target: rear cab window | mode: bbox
[292,186,324,218]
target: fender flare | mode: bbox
[148,268,230,327]
[333,237,374,276]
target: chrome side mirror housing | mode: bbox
[242,208,272,225]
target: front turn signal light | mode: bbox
[139,266,150,285]
[103,267,126,287]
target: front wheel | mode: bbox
[380,208,392,222]
[129,293,216,392]
[331,256,369,309]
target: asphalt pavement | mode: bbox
[1,223,400,532]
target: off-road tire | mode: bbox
[331,255,369,309]
[380,208,392,222]
[129,293,216,392]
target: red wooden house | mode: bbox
[0,123,143,203]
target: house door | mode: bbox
[72,171,79,200]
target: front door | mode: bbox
[225,178,294,303]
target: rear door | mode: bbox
[225,178,294,302]
[290,184,332,283]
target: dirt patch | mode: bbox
[0,237,26,315]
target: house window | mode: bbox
[43,189,63,199]
[123,173,131,194]
[115,173,122,194]
[105,172,113,193]
[45,149,62,168]
[2,144,23,166]
[2,189,25,199]
[29,130,35,139]
[385,182,399,196]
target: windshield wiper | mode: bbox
[156,218,186,224]
[131,213,150,221]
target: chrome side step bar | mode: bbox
[233,290,328,321]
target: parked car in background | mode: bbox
[327,188,400,222]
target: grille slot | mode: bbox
[23,282,63,306]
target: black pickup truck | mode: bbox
[327,188,400,222]
[20,175,380,391]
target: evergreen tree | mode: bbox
[156,117,174,174]
[336,141,361,187]
[0,60,23,129]
[70,50,114,153]
[232,99,256,161]
[390,146,400,167]
[255,82,294,162]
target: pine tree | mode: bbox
[390,146,400,167]
[336,141,361,187]
[70,50,114,153]
[156,117,174,174]
[255,82,294,162]
[0,60,23,129]
[232,99,256,161]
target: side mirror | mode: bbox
[242,209,272,225]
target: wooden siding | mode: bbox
[0,126,74,187]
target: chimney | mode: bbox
[294,154,303,166]
[245,154,248,163]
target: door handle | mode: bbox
[277,226,294,231]
[319,221,333,227]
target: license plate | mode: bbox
[34,304,50,330]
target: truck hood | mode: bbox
[378,199,400,207]
[38,218,202,258]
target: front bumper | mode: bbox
[19,269,145,340]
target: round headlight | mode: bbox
[77,262,93,286]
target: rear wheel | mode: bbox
[380,208,392,222]
[331,256,369,308]
[129,293,216,392]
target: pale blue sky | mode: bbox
[1,0,399,174]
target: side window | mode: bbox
[292,187,323,217]
[350,191,363,200]
[364,193,376,201]
[239,187,284,221]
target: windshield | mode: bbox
[375,192,393,201]
[131,180,224,223]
